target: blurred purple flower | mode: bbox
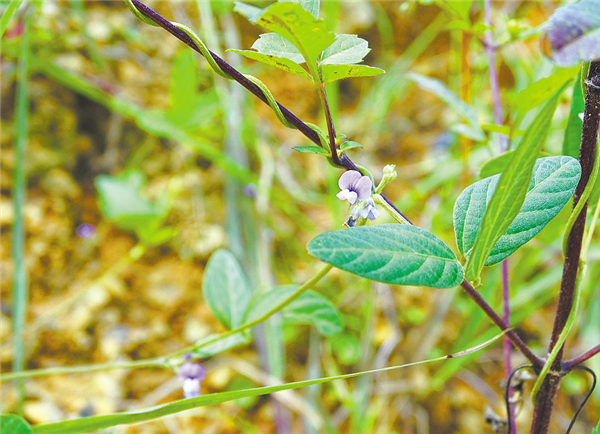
[360,198,380,221]
[336,171,372,205]
[177,361,206,399]
[76,224,96,238]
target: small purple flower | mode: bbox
[360,198,380,221]
[177,361,206,399]
[336,171,372,205]
[76,224,96,238]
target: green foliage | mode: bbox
[95,171,172,245]
[308,225,464,288]
[407,72,485,141]
[455,156,581,266]
[191,332,250,358]
[293,145,330,155]
[0,415,32,434]
[463,84,568,284]
[202,249,251,330]
[479,151,548,179]
[339,140,362,151]
[321,34,370,65]
[563,74,585,158]
[321,64,385,85]
[246,285,342,336]
[0,0,23,38]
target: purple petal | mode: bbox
[177,362,206,382]
[338,171,362,190]
[354,176,373,200]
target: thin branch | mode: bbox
[563,344,600,370]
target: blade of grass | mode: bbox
[0,0,23,38]
[11,9,29,415]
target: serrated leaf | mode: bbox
[0,415,32,434]
[245,285,342,336]
[229,49,312,80]
[321,64,385,85]
[456,156,581,266]
[321,34,370,65]
[307,224,464,289]
[515,67,578,117]
[339,140,362,151]
[479,151,549,179]
[202,249,251,330]
[463,84,569,284]
[191,332,250,358]
[280,0,319,19]
[250,33,304,63]
[293,145,329,155]
[563,74,585,158]
[408,72,484,141]
[256,2,335,73]
[543,0,600,66]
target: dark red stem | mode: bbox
[564,344,600,370]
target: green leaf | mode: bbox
[280,0,319,19]
[1,415,32,434]
[407,72,485,141]
[515,66,578,118]
[463,84,569,284]
[202,249,251,330]
[562,74,585,158]
[592,418,600,434]
[456,156,581,266]
[256,2,335,75]
[249,33,304,63]
[481,124,524,137]
[307,224,464,289]
[479,150,549,179]
[543,0,600,66]
[191,332,250,358]
[321,34,370,65]
[0,0,23,38]
[245,285,342,336]
[321,64,385,85]
[339,140,362,151]
[233,2,264,23]
[229,49,312,80]
[292,145,329,155]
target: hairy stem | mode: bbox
[564,344,600,370]
[530,61,600,434]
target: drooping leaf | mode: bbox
[321,64,385,85]
[542,0,600,66]
[456,156,581,266]
[228,49,312,80]
[280,0,319,19]
[562,74,585,158]
[479,151,549,179]
[250,33,304,63]
[292,145,329,155]
[245,285,342,336]
[463,84,569,284]
[256,2,335,74]
[339,140,362,151]
[191,332,250,358]
[202,249,251,330]
[407,72,485,141]
[307,224,464,289]
[0,415,32,434]
[321,34,370,65]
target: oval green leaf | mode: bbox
[307,224,464,288]
[455,156,581,266]
[321,64,385,85]
[1,415,32,434]
[202,249,251,330]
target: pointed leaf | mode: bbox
[456,156,581,266]
[515,66,578,117]
[543,0,600,66]
[307,224,464,289]
[202,249,251,330]
[339,140,362,151]
[463,84,570,284]
[479,151,549,179]
[250,33,304,63]
[563,74,585,158]
[293,145,329,155]
[321,34,370,65]
[321,64,385,85]
[229,49,312,80]
[256,2,335,70]
[1,415,32,434]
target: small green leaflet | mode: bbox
[321,34,370,65]
[463,83,569,284]
[202,249,251,330]
[1,415,32,434]
[308,224,464,289]
[228,49,312,80]
[339,140,362,151]
[321,64,385,85]
[249,33,304,63]
[456,156,581,266]
[293,145,329,155]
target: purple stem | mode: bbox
[484,1,514,431]
[564,344,600,370]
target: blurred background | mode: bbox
[1,1,599,433]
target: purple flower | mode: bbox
[336,171,372,205]
[360,198,380,221]
[76,224,96,238]
[177,361,206,399]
